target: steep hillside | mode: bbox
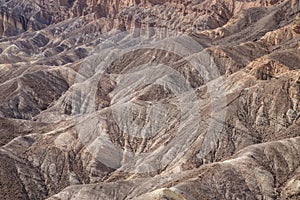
[0,0,300,199]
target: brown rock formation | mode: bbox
[0,0,300,199]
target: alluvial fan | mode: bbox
[0,0,300,199]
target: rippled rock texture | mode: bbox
[0,0,300,199]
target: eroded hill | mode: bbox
[0,0,300,199]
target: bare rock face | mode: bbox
[0,0,300,200]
